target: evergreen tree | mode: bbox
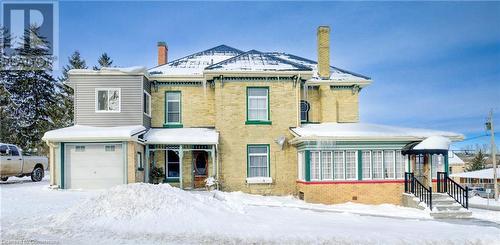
[466,150,486,172]
[93,52,113,70]
[2,26,58,153]
[53,51,87,127]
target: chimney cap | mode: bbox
[157,41,167,47]
[318,26,330,31]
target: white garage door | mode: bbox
[65,143,125,189]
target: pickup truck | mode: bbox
[0,143,48,182]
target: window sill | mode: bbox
[246,177,273,184]
[163,124,183,128]
[164,178,180,183]
[245,121,272,125]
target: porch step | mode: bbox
[430,209,472,219]
[434,203,463,211]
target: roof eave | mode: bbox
[306,79,373,88]
[289,135,464,145]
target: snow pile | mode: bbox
[414,136,451,150]
[144,127,219,144]
[101,66,147,73]
[450,167,500,179]
[43,125,146,142]
[69,66,147,75]
[51,183,243,233]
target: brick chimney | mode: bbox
[157,41,168,66]
[317,26,330,79]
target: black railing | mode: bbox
[437,171,468,209]
[405,172,432,210]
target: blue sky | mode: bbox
[57,1,500,150]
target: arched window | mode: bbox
[300,100,310,122]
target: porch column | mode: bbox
[211,146,216,177]
[444,153,449,175]
[179,145,184,189]
[145,145,150,183]
[428,154,433,187]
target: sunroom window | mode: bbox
[96,88,120,112]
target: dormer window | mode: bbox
[95,88,121,112]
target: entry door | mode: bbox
[65,143,124,189]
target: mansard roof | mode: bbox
[148,45,244,76]
[205,50,312,72]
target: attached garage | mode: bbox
[65,143,125,189]
[42,125,147,189]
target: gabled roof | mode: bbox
[148,45,244,76]
[205,50,313,72]
[269,52,371,81]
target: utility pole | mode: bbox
[487,109,498,201]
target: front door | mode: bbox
[193,151,207,188]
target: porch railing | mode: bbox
[437,172,468,209]
[405,172,432,210]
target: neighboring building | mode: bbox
[450,167,500,190]
[448,151,466,181]
[43,26,464,206]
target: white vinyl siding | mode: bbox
[362,150,372,179]
[143,91,151,117]
[247,88,268,121]
[310,151,321,180]
[166,92,181,124]
[248,145,269,178]
[345,151,357,180]
[321,151,333,180]
[333,151,345,180]
[95,88,120,112]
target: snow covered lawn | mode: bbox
[1,178,500,244]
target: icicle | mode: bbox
[203,80,207,97]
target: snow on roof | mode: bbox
[290,123,464,141]
[148,45,243,76]
[449,151,465,165]
[144,128,219,145]
[205,50,313,72]
[69,66,147,75]
[450,168,500,180]
[42,125,146,142]
[413,136,451,150]
[269,52,370,81]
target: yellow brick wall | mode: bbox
[215,81,299,195]
[151,85,215,128]
[297,182,405,205]
[302,87,322,123]
[318,86,359,123]
[127,142,145,183]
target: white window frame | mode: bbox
[362,150,372,180]
[137,152,143,169]
[333,150,345,180]
[247,87,269,121]
[383,150,395,179]
[310,151,321,181]
[372,150,384,179]
[321,151,333,180]
[345,150,357,180]
[165,91,181,124]
[95,88,121,113]
[143,90,151,117]
[395,150,405,179]
[297,151,304,180]
[247,145,270,178]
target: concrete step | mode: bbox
[430,209,472,219]
[433,199,458,205]
[434,204,463,212]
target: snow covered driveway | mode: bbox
[1,179,500,244]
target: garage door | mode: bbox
[65,143,125,189]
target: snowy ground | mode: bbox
[1,176,500,244]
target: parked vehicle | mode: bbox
[467,186,483,197]
[475,188,494,199]
[0,143,48,182]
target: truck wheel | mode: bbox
[31,167,44,182]
[1,177,8,181]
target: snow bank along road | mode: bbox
[1,177,500,245]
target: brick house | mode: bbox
[43,26,465,206]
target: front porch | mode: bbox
[143,128,219,189]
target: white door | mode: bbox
[65,143,125,189]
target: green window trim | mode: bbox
[246,144,271,178]
[164,91,182,127]
[60,143,65,189]
[246,87,271,125]
[305,150,311,181]
[357,150,363,181]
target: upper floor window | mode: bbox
[300,100,310,122]
[96,88,120,112]
[247,87,270,124]
[143,91,151,117]
[165,91,181,126]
